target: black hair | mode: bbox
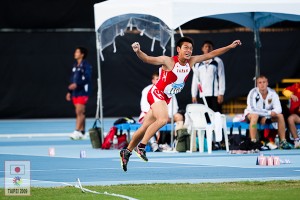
[152,72,159,79]
[201,40,214,48]
[176,36,194,48]
[76,47,88,59]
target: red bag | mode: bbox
[102,126,117,149]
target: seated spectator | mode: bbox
[139,72,184,151]
[244,75,292,150]
[282,82,300,148]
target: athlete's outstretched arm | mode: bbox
[132,42,170,66]
[190,40,242,66]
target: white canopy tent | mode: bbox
[95,0,300,31]
[94,0,300,142]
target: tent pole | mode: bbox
[170,30,175,149]
[95,31,104,143]
[171,30,175,56]
[254,28,261,86]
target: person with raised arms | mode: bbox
[120,37,241,172]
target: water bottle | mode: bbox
[113,135,118,149]
[275,135,280,147]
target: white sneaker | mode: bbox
[70,130,84,140]
[294,140,300,149]
[151,142,159,152]
[266,142,278,150]
[159,144,172,152]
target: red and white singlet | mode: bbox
[147,56,191,106]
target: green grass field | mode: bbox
[1,181,299,200]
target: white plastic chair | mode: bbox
[185,104,229,154]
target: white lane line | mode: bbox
[0,153,92,159]
[143,159,299,169]
[76,178,138,200]
[29,176,300,187]
[0,165,209,173]
[0,133,72,138]
[29,179,138,200]
[1,157,297,173]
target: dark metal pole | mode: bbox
[254,28,261,79]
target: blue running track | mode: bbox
[1,119,300,188]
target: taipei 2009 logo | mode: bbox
[12,176,22,186]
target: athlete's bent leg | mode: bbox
[141,100,169,145]
[131,101,168,162]
[120,109,156,171]
[127,109,156,151]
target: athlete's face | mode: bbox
[152,76,159,85]
[201,43,213,54]
[257,77,268,91]
[177,42,193,60]
[74,49,84,60]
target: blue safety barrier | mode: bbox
[227,121,300,130]
[114,123,173,132]
[116,122,300,132]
